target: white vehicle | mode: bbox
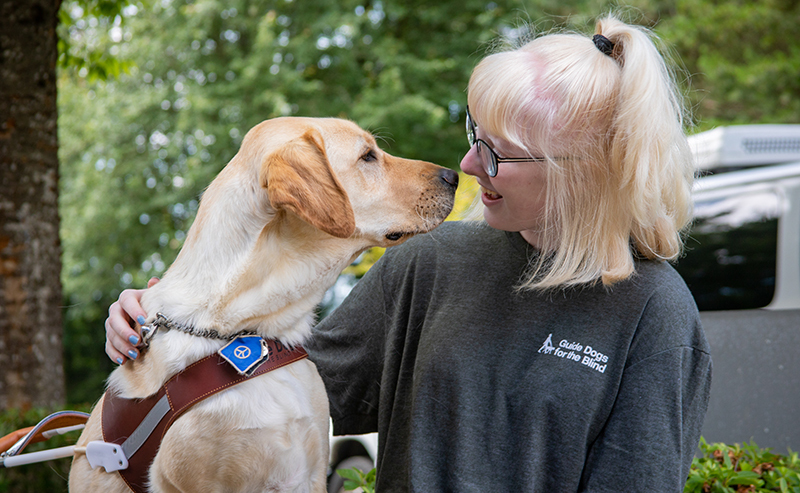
[677,124,800,451]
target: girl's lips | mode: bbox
[481,185,503,201]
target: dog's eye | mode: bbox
[361,150,377,162]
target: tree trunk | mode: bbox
[0,0,66,410]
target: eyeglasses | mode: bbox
[465,106,550,177]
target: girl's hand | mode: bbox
[104,277,159,364]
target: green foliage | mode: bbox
[685,438,800,493]
[57,0,800,404]
[0,406,92,493]
[658,0,800,130]
[58,0,142,80]
[337,466,377,493]
[57,0,606,404]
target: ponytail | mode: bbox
[596,16,694,271]
[467,14,694,290]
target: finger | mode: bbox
[105,315,138,363]
[105,339,127,365]
[107,300,141,359]
[117,288,148,336]
[147,277,161,289]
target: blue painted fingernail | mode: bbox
[116,357,124,365]
[129,335,140,345]
[137,316,146,325]
[128,350,138,360]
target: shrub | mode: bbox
[686,438,800,493]
[338,466,376,493]
[337,438,800,493]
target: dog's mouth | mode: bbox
[384,225,432,243]
[385,232,408,241]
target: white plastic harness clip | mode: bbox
[86,441,129,472]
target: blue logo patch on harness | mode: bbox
[219,336,269,376]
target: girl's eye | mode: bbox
[361,150,377,162]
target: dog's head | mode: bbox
[150,117,457,338]
[254,117,457,247]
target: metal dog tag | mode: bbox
[218,335,269,376]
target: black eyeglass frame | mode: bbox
[465,105,551,177]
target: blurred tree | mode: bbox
[58,0,139,80]
[0,0,139,410]
[658,0,800,129]
[0,0,66,410]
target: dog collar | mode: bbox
[141,313,284,376]
[140,312,256,346]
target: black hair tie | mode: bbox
[592,34,614,57]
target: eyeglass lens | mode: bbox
[466,109,476,147]
[477,141,498,177]
[466,107,498,177]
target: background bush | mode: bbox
[685,438,800,493]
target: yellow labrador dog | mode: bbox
[69,117,457,492]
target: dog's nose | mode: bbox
[439,168,459,189]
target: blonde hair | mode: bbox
[467,14,694,290]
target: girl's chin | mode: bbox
[481,209,509,231]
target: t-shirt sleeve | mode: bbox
[306,255,390,436]
[579,286,712,492]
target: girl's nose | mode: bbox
[459,144,484,178]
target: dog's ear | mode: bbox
[262,129,356,238]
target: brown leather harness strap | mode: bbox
[101,340,308,493]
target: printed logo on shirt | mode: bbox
[537,333,609,374]
[538,333,556,355]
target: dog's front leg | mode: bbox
[68,395,131,493]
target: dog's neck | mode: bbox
[113,192,363,398]
[142,164,362,342]
[141,218,359,345]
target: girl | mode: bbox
[106,15,711,492]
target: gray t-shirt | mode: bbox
[308,221,711,492]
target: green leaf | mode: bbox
[343,479,361,490]
[336,468,363,482]
[722,447,732,469]
[727,471,762,486]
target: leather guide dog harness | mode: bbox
[101,337,308,493]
